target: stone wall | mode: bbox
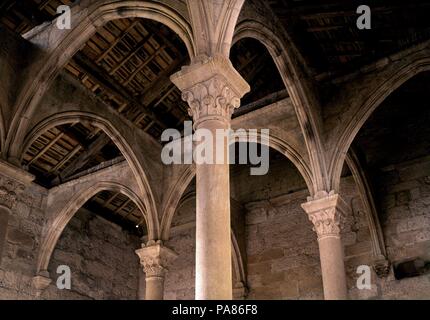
[372,155,430,299]
[44,208,141,300]
[165,227,196,300]
[0,169,141,300]
[0,171,49,299]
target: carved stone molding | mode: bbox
[171,56,250,127]
[182,75,241,123]
[135,242,178,279]
[301,191,350,240]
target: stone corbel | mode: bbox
[233,281,248,300]
[32,270,52,296]
[373,257,391,278]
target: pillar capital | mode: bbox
[301,191,349,240]
[171,55,250,127]
[135,243,178,279]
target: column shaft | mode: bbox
[145,276,165,300]
[195,120,232,300]
[317,235,347,299]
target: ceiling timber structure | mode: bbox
[266,0,430,80]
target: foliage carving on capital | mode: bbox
[182,75,241,123]
[308,207,345,239]
[171,56,250,126]
[135,243,178,279]
[301,192,349,240]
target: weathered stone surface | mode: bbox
[7,228,34,248]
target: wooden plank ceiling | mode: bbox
[267,0,430,80]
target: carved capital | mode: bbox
[301,191,349,240]
[181,75,241,124]
[171,56,250,127]
[135,243,178,279]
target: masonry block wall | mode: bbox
[45,208,140,300]
[0,170,141,300]
[1,154,430,300]
[165,228,196,300]
[372,156,430,299]
[0,173,48,299]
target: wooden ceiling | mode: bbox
[267,0,430,80]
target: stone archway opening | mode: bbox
[342,71,430,299]
[230,37,286,116]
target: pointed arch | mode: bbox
[328,45,430,191]
[233,19,327,195]
[36,181,146,275]
[6,0,195,163]
[22,111,160,240]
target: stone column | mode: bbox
[135,242,178,300]
[301,192,349,300]
[171,56,250,300]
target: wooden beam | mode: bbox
[96,21,139,64]
[50,145,82,174]
[108,34,153,75]
[53,133,111,183]
[104,192,119,207]
[72,52,168,130]
[27,132,65,166]
[153,85,176,108]
[122,44,166,86]
[115,199,131,214]
[122,207,140,221]
[139,55,188,106]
